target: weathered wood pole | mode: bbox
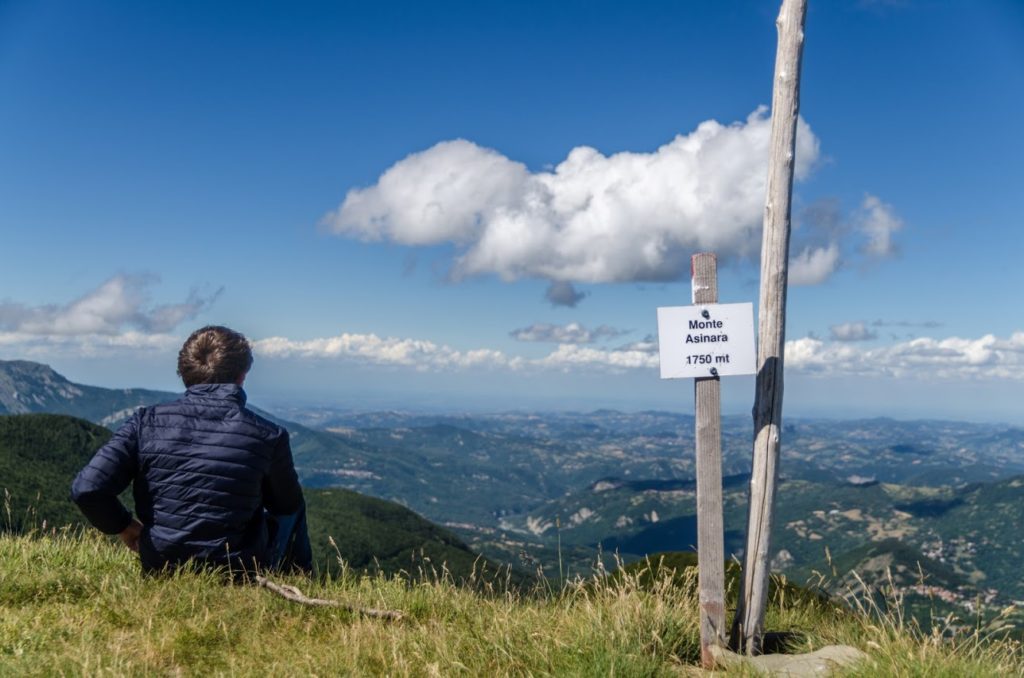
[692,253,726,667]
[731,0,808,655]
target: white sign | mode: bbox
[657,302,756,379]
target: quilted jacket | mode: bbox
[71,383,303,573]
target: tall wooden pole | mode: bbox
[731,0,808,655]
[692,253,726,668]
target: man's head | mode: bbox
[177,326,254,387]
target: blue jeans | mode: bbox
[266,501,313,573]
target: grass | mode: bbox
[1,530,1022,676]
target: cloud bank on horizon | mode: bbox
[786,332,1024,381]
[1,276,1019,383]
[7,316,1021,382]
[323,108,840,287]
[250,327,1024,382]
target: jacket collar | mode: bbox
[185,383,247,406]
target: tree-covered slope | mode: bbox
[0,413,116,530]
[304,487,524,584]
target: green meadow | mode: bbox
[2,530,1021,676]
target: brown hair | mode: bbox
[177,326,254,387]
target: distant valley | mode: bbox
[282,405,1024,625]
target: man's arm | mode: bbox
[262,428,303,515]
[70,412,140,537]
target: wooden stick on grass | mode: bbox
[255,575,404,621]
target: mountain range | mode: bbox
[0,359,171,426]
[2,358,1022,628]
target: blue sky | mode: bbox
[1,0,1022,422]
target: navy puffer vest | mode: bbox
[72,384,303,573]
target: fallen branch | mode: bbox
[255,575,404,621]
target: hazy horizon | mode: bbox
[7,355,1020,428]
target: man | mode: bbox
[71,325,312,576]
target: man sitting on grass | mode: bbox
[71,325,312,576]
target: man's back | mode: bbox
[72,383,303,573]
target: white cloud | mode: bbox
[0,275,220,337]
[0,275,220,359]
[323,107,820,284]
[859,194,902,257]
[252,333,522,371]
[254,328,1024,382]
[142,290,222,333]
[536,344,660,371]
[829,322,877,342]
[253,330,659,372]
[789,243,840,286]
[509,322,625,344]
[786,332,1024,380]
[0,330,179,358]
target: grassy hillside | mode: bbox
[1,532,1021,675]
[304,487,528,586]
[0,413,515,584]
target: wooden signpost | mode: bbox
[657,254,755,667]
[659,1,808,660]
[731,0,808,656]
[692,254,726,667]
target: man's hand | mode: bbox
[118,518,144,552]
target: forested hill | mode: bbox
[0,413,111,531]
[0,413,516,584]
